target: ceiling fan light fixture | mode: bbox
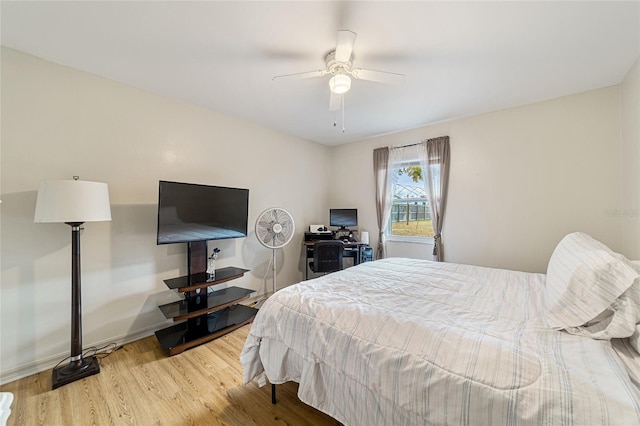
[329,74,351,94]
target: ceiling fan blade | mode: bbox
[272,70,328,81]
[351,68,406,85]
[334,30,357,63]
[329,92,341,111]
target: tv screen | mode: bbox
[330,208,358,229]
[156,180,249,245]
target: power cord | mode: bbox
[52,342,120,370]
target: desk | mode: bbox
[304,241,370,280]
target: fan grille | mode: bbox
[256,208,295,249]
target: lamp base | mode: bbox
[52,356,100,389]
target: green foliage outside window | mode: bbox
[397,165,423,183]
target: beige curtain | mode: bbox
[417,136,450,261]
[373,146,402,259]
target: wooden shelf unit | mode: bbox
[155,266,257,356]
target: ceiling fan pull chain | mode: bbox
[342,95,346,133]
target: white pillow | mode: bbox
[545,232,639,328]
[564,286,640,341]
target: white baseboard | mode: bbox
[0,321,171,386]
[239,292,267,308]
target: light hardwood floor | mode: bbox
[0,325,338,425]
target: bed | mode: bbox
[241,232,640,425]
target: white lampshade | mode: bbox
[34,180,112,223]
[329,74,351,94]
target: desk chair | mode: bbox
[309,241,344,275]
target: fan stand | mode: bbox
[255,207,295,301]
[271,248,277,296]
[270,222,283,296]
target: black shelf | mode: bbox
[155,263,255,356]
[158,286,254,321]
[155,304,258,356]
[164,267,249,292]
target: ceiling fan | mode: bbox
[273,30,406,113]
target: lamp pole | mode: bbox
[51,222,100,389]
[69,222,83,369]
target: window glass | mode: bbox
[389,160,434,238]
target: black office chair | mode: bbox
[309,241,344,275]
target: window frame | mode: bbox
[385,158,434,244]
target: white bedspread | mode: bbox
[241,258,640,425]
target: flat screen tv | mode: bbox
[330,208,358,230]
[156,180,249,245]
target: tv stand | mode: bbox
[154,242,257,356]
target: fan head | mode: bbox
[255,208,295,249]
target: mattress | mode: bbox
[241,258,640,425]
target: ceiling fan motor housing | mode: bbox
[325,51,352,76]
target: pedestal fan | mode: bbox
[255,207,295,298]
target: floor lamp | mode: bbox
[34,178,111,389]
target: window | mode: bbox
[388,160,434,239]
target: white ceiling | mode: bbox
[2,1,639,146]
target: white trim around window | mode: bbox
[385,234,435,244]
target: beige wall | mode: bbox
[0,48,332,382]
[2,45,637,384]
[621,57,640,258]
[330,86,624,273]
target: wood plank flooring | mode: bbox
[0,325,338,425]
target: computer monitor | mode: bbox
[330,208,358,230]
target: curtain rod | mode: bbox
[400,142,419,148]
[396,136,448,149]
[394,141,422,149]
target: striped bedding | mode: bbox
[241,257,640,425]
